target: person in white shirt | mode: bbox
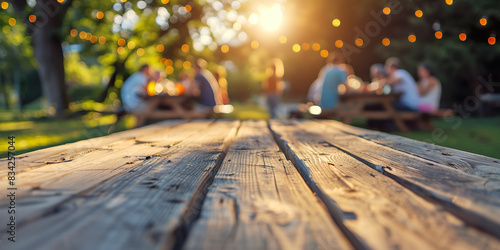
[384,57,420,111]
[121,64,151,112]
[417,64,442,112]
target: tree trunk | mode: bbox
[32,24,68,116]
[31,0,68,116]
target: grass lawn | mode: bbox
[1,103,499,159]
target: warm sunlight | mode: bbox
[259,4,283,31]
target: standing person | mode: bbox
[214,66,230,104]
[384,57,420,111]
[121,64,151,112]
[262,58,285,119]
[319,52,348,112]
[193,59,223,111]
[417,64,442,112]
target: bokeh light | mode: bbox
[312,43,320,51]
[292,44,301,52]
[488,36,496,45]
[137,48,145,56]
[382,38,390,46]
[70,29,78,37]
[335,40,343,48]
[301,43,310,51]
[415,10,423,18]
[117,38,126,47]
[29,15,37,23]
[459,33,467,41]
[332,19,341,27]
[320,50,329,58]
[480,18,487,26]
[221,44,229,53]
[446,0,453,5]
[355,38,364,47]
[8,18,16,26]
[383,7,391,15]
[260,4,283,31]
[435,31,443,39]
[181,44,190,53]
[251,41,259,49]
[408,34,416,43]
[1,2,8,9]
[279,36,287,44]
[96,11,104,19]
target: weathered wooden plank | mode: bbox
[291,120,500,239]
[0,121,213,243]
[269,120,500,249]
[184,121,351,250]
[0,120,187,177]
[319,120,500,182]
[3,121,239,249]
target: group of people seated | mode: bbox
[307,53,442,115]
[120,59,229,124]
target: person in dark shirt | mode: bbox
[193,59,222,111]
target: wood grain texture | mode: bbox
[0,120,187,177]
[0,121,216,244]
[318,120,500,182]
[288,120,500,240]
[1,121,240,249]
[269,120,500,250]
[184,121,351,250]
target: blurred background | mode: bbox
[0,0,499,158]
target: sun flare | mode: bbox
[260,4,283,31]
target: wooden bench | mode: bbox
[1,120,499,249]
[336,93,454,132]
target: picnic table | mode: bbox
[337,93,415,132]
[134,95,210,127]
[1,120,500,249]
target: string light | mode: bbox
[156,44,165,52]
[301,43,310,51]
[8,18,15,26]
[98,36,106,44]
[28,15,37,23]
[459,33,467,41]
[332,19,341,27]
[382,38,390,46]
[320,50,329,58]
[355,38,364,47]
[488,36,496,45]
[96,11,104,19]
[70,29,78,37]
[117,38,126,47]
[383,7,391,15]
[408,34,416,43]
[312,43,320,51]
[435,31,443,39]
[415,10,423,18]
[480,17,487,26]
[335,40,343,48]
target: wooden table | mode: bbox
[135,95,209,127]
[1,120,500,249]
[338,93,418,132]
